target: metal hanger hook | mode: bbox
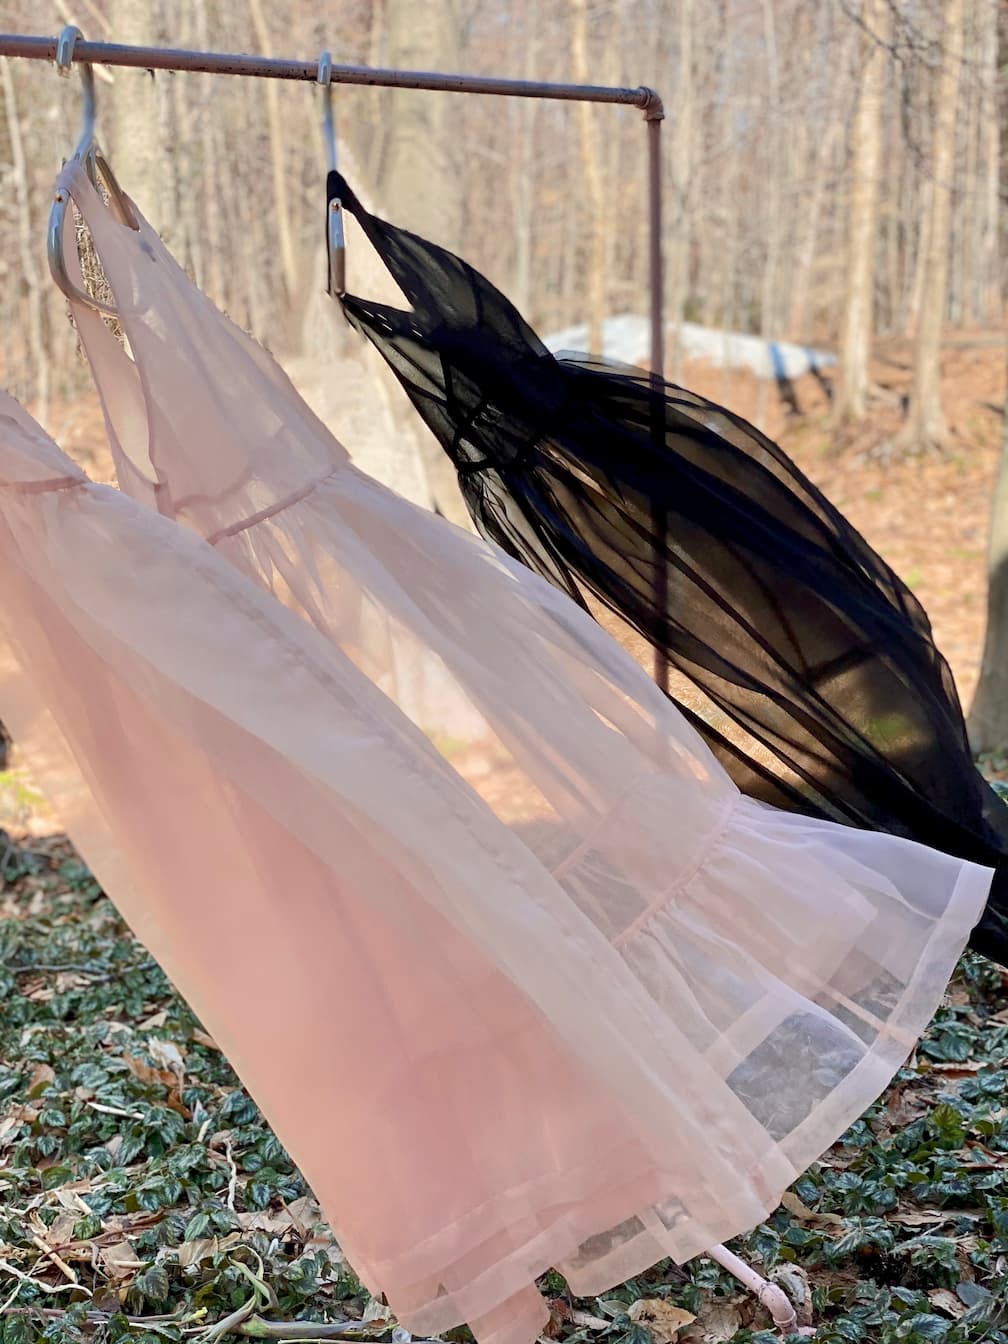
[317,49,345,296]
[55,23,82,73]
[317,50,338,174]
[48,23,140,316]
[55,24,97,164]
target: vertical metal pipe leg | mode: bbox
[646,111,668,695]
[706,1242,813,1336]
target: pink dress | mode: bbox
[27,159,991,1344]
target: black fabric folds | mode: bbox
[329,169,1008,966]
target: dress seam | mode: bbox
[205,466,343,546]
[611,792,738,949]
[0,476,86,496]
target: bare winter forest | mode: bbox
[0,0,1006,734]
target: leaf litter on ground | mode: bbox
[3,831,1008,1344]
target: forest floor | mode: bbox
[2,335,1008,1344]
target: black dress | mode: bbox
[328,169,1008,965]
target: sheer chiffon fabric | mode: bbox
[322,170,1008,966]
[53,161,989,1344]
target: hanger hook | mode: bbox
[317,50,338,173]
[317,49,345,297]
[55,24,97,164]
[48,24,139,316]
[55,24,81,72]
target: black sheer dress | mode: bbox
[328,169,1008,965]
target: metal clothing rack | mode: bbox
[0,32,665,378]
[0,30,670,691]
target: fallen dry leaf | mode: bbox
[237,1209,301,1236]
[27,1063,55,1097]
[892,1208,980,1227]
[928,1289,967,1320]
[98,1239,144,1281]
[54,972,91,994]
[891,1210,951,1227]
[177,1232,241,1269]
[683,1303,742,1344]
[53,1189,94,1217]
[138,1010,168,1030]
[146,1038,185,1080]
[61,1175,107,1198]
[122,1044,191,1115]
[362,1297,394,1325]
[569,1309,611,1332]
[0,1104,37,1148]
[628,1298,696,1343]
[31,1209,79,1248]
[190,1028,220,1051]
[885,1084,931,1127]
[543,1298,572,1339]
[780,1190,844,1227]
[122,1053,176,1090]
[283,1195,319,1237]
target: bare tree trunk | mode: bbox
[511,0,540,316]
[601,0,630,319]
[978,0,1001,325]
[756,0,780,431]
[834,0,888,423]
[571,0,607,353]
[376,2,462,249]
[363,0,388,187]
[374,0,468,525]
[1,58,49,425]
[882,159,902,335]
[788,119,839,338]
[968,349,1008,753]
[667,0,694,381]
[248,0,299,314]
[896,0,965,452]
[902,148,928,337]
[109,0,162,226]
[194,0,226,306]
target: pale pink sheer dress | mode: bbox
[40,160,991,1343]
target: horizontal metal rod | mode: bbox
[0,33,664,117]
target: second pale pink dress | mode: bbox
[9,158,986,1344]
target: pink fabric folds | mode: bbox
[36,160,994,1344]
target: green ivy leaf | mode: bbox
[185,1210,212,1240]
[40,1163,73,1189]
[129,1261,170,1307]
[2,1317,35,1344]
[896,1313,950,1340]
[928,1103,967,1151]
